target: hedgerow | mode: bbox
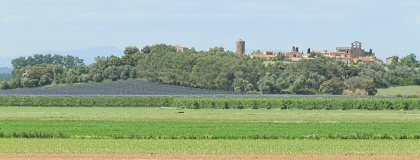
[176,97,420,110]
[0,96,419,110]
[1,131,419,140]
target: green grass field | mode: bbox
[0,107,419,156]
[377,86,420,96]
[2,120,419,139]
[1,139,419,155]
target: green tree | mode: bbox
[11,57,27,69]
[319,78,345,95]
[124,46,140,55]
[103,66,121,81]
[400,54,419,67]
[209,46,225,53]
[149,44,176,54]
[274,53,286,61]
[39,75,52,86]
[308,52,323,58]
[251,50,262,54]
[391,56,400,64]
[344,77,377,95]
[141,45,151,54]
[363,49,375,56]
[358,63,390,88]
[257,74,276,94]
[0,81,10,89]
[233,78,252,92]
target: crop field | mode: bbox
[1,139,419,156]
[1,96,419,110]
[0,106,419,159]
[0,79,232,96]
[1,107,420,122]
[1,120,420,140]
[2,79,419,98]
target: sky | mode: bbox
[1,0,420,66]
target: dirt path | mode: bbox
[0,154,419,160]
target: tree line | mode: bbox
[11,54,84,69]
[1,44,419,95]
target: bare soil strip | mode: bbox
[0,154,419,160]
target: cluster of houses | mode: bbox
[246,40,383,64]
[175,39,400,64]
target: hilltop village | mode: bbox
[246,40,383,64]
[177,39,391,64]
[3,40,418,95]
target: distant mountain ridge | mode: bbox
[35,46,123,65]
[0,46,123,68]
[0,67,12,74]
[0,57,13,68]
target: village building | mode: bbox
[236,39,245,56]
[175,45,188,53]
[353,56,383,64]
[335,42,363,57]
[236,39,384,64]
[282,50,303,62]
[320,41,379,64]
[301,54,312,59]
[386,56,400,64]
[336,47,352,54]
[334,41,364,58]
[267,46,302,62]
[322,51,353,63]
[350,41,365,58]
[250,51,278,60]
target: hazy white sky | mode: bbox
[1,0,420,60]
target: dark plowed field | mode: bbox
[0,80,232,96]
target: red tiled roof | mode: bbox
[250,54,278,59]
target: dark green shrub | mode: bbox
[223,101,230,109]
[192,100,200,109]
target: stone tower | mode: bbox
[350,41,363,58]
[236,39,245,56]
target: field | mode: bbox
[2,79,418,98]
[377,86,420,96]
[1,96,419,110]
[1,139,419,155]
[0,107,419,159]
[1,107,419,122]
[0,79,232,96]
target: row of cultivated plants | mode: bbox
[175,97,420,110]
[1,131,419,140]
[0,96,419,110]
[0,96,172,107]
